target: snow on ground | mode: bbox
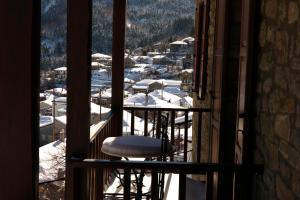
[149,89,181,105]
[39,140,66,183]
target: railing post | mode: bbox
[131,109,135,135]
[170,110,175,161]
[184,111,189,162]
[179,172,186,200]
[197,111,203,163]
[124,169,131,200]
[151,170,159,200]
[144,109,148,136]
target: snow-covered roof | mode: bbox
[183,96,193,107]
[92,53,111,59]
[124,77,135,83]
[124,93,183,109]
[182,37,195,43]
[182,69,193,74]
[132,85,148,90]
[55,115,66,125]
[153,55,166,59]
[90,103,111,115]
[128,67,149,73]
[56,103,111,115]
[39,140,66,183]
[45,88,67,95]
[135,79,181,87]
[164,87,188,97]
[91,62,105,68]
[40,115,53,127]
[54,67,67,71]
[134,63,152,68]
[149,90,181,104]
[170,41,188,45]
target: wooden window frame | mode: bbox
[193,0,210,100]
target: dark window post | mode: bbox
[66,0,92,199]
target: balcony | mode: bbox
[65,106,263,200]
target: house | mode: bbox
[152,55,170,65]
[124,55,136,68]
[2,0,300,200]
[39,115,54,146]
[169,40,188,52]
[91,53,112,65]
[53,67,67,82]
[132,47,144,56]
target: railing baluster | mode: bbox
[153,110,156,137]
[95,168,103,200]
[156,111,162,139]
[206,170,213,200]
[170,110,175,161]
[151,169,158,200]
[179,172,186,200]
[197,111,203,163]
[124,169,131,200]
[131,109,135,135]
[184,111,189,162]
[144,109,148,136]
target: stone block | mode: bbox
[292,170,300,198]
[276,175,295,200]
[279,155,291,182]
[291,129,300,153]
[274,67,287,90]
[288,1,299,24]
[275,115,291,141]
[278,0,287,23]
[263,78,273,93]
[261,113,274,139]
[265,0,277,19]
[259,52,274,71]
[279,141,300,170]
[288,72,300,100]
[267,142,279,171]
[275,31,289,65]
[281,98,296,114]
[267,26,275,43]
[259,21,267,47]
[291,58,300,70]
[269,90,281,113]
[296,105,300,129]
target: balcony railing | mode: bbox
[70,159,263,200]
[67,106,263,200]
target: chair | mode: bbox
[101,113,173,200]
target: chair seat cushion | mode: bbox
[101,135,174,158]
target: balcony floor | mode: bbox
[104,172,206,200]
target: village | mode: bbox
[38,36,196,192]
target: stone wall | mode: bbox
[192,0,216,163]
[254,0,300,199]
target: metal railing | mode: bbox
[123,107,211,162]
[70,159,264,200]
